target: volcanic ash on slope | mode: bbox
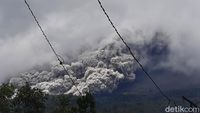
[9,41,138,95]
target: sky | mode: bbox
[1,0,200,82]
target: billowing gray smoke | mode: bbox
[1,0,200,83]
[1,0,200,95]
[9,40,138,95]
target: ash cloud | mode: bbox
[1,0,200,83]
[9,41,137,95]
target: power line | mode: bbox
[24,0,82,96]
[182,96,198,108]
[24,0,173,102]
[97,0,172,104]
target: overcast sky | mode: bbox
[1,0,200,82]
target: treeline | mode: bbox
[0,83,96,113]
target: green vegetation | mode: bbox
[0,83,96,113]
[77,92,96,113]
[1,82,199,113]
[53,94,79,113]
[53,93,96,113]
[13,83,46,113]
[0,83,15,113]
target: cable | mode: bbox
[24,0,82,96]
[97,0,172,104]
[182,96,198,107]
[24,0,173,101]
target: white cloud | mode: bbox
[1,0,200,82]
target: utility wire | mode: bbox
[97,0,172,104]
[24,0,82,95]
[24,0,173,101]
[182,96,198,108]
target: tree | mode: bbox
[53,94,78,113]
[0,83,15,113]
[53,93,96,113]
[77,93,96,113]
[0,83,97,113]
[13,83,46,113]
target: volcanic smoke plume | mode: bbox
[9,40,138,95]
